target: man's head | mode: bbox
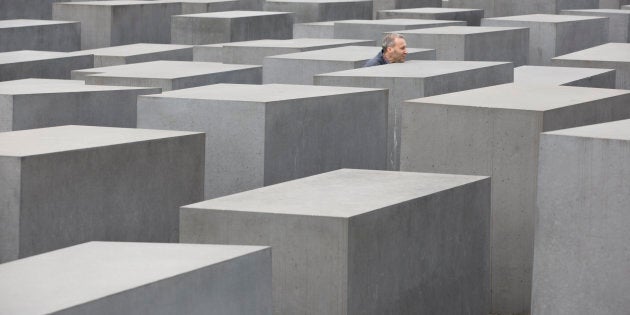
[382,33,407,63]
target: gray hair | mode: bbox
[382,33,404,50]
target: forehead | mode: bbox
[394,37,406,46]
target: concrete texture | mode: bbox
[514,65,616,88]
[372,0,442,19]
[399,83,630,315]
[180,169,490,315]
[532,119,630,315]
[263,45,436,84]
[78,60,261,91]
[293,21,335,38]
[398,26,529,66]
[0,126,204,263]
[376,7,484,25]
[314,60,514,170]
[0,242,271,315]
[52,1,182,49]
[158,0,240,13]
[0,19,80,53]
[263,0,372,23]
[600,0,630,8]
[137,84,387,198]
[194,38,374,64]
[552,43,630,89]
[0,79,160,131]
[561,9,630,42]
[482,14,608,66]
[171,11,293,45]
[333,19,466,43]
[0,0,70,19]
[449,0,598,17]
[0,50,93,82]
[75,43,194,67]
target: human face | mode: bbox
[385,37,408,63]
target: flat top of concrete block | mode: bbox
[0,19,78,28]
[0,242,268,315]
[398,25,526,34]
[220,38,373,48]
[144,83,384,101]
[177,10,291,18]
[158,0,236,3]
[0,125,203,157]
[295,21,335,26]
[514,65,615,85]
[542,119,630,141]
[553,43,630,62]
[484,14,606,23]
[55,0,162,6]
[269,45,432,61]
[378,7,484,14]
[562,9,630,15]
[316,60,510,78]
[407,83,630,111]
[0,78,158,95]
[0,50,73,64]
[266,0,371,3]
[78,43,193,57]
[335,19,464,26]
[183,169,487,218]
[84,61,260,79]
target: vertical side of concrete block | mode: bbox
[564,69,617,89]
[111,3,179,46]
[466,29,529,66]
[0,95,13,132]
[407,34,466,60]
[0,157,20,263]
[555,18,608,57]
[423,63,514,97]
[17,135,204,259]
[53,4,113,49]
[542,95,630,132]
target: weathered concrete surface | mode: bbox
[514,65,616,88]
[263,0,372,23]
[171,11,293,44]
[181,169,490,315]
[158,0,239,13]
[263,45,436,84]
[372,0,442,18]
[376,7,484,25]
[399,26,529,66]
[532,119,630,315]
[0,50,93,81]
[482,14,608,65]
[292,21,335,38]
[138,84,387,198]
[399,83,630,315]
[78,60,261,90]
[314,60,514,170]
[450,0,598,17]
[599,0,630,8]
[333,19,466,43]
[194,38,374,64]
[0,19,80,52]
[0,79,160,131]
[552,43,630,89]
[0,242,271,315]
[0,0,68,19]
[561,9,630,42]
[75,43,194,67]
[0,126,204,263]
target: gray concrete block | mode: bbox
[0,0,66,19]
[624,4,630,9]
[314,60,513,170]
[194,38,375,64]
[159,0,240,13]
[376,7,485,26]
[0,50,94,82]
[137,84,388,198]
[450,0,598,17]
[372,0,442,19]
[599,0,630,8]
[0,79,160,131]
[76,43,194,67]
[561,9,630,42]
[398,26,529,66]
[78,60,261,91]
[552,43,630,89]
[399,83,630,314]
[53,1,182,49]
[333,19,466,43]
[263,45,436,84]
[292,21,335,38]
[532,119,630,315]
[514,65,616,88]
[0,19,80,53]
[482,14,609,65]
[171,11,293,45]
[0,242,271,315]
[180,169,490,315]
[0,126,204,263]
[263,0,372,23]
